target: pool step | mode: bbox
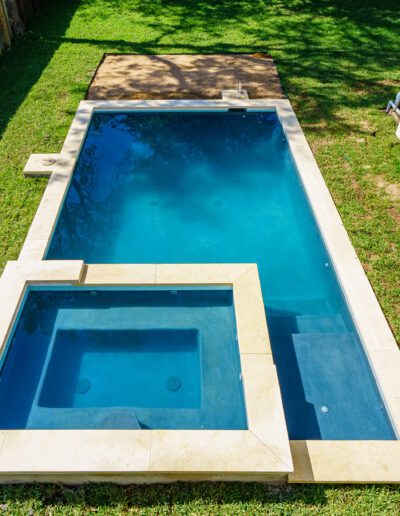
[273,332,393,440]
[267,314,347,335]
[296,314,347,333]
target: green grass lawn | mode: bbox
[0,0,399,512]
[0,482,399,515]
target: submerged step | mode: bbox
[287,333,395,440]
[20,289,247,432]
[295,315,347,333]
[267,314,347,335]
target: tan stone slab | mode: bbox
[149,430,290,473]
[0,431,151,473]
[18,239,48,261]
[367,349,400,434]
[84,264,156,285]
[24,154,60,177]
[233,266,271,353]
[156,263,254,285]
[0,263,26,352]
[221,89,249,100]
[338,259,399,352]
[241,354,291,467]
[289,441,400,483]
[87,54,284,101]
[15,260,84,283]
[59,103,93,163]
[24,172,70,241]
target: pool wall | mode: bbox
[1,98,399,483]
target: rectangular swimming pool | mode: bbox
[0,287,247,430]
[43,110,395,440]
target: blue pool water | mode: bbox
[45,111,394,439]
[0,288,246,430]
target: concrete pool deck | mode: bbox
[0,98,398,483]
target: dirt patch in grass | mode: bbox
[359,118,377,136]
[373,175,400,202]
[388,206,400,224]
[86,53,285,100]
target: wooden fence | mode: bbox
[0,0,42,53]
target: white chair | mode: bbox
[386,92,400,139]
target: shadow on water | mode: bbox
[266,307,322,439]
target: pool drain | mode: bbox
[320,405,329,414]
[213,199,223,207]
[166,376,181,392]
[75,378,91,394]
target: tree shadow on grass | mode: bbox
[0,0,81,140]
